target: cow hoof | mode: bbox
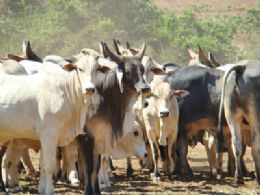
[235,177,244,185]
[6,186,20,193]
[216,174,224,180]
[169,173,178,181]
[150,173,160,182]
[70,178,80,187]
[99,183,111,190]
[152,176,160,182]
[38,185,45,194]
[249,171,255,179]
[108,171,114,178]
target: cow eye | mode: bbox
[133,130,139,137]
[78,68,84,72]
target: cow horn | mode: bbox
[136,43,146,60]
[103,42,123,64]
[198,45,212,67]
[99,41,106,57]
[187,45,198,59]
[116,40,121,45]
[126,41,131,49]
[113,39,121,55]
[22,40,33,57]
[209,52,220,68]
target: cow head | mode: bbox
[7,41,42,62]
[62,62,96,96]
[102,42,150,95]
[113,121,146,159]
[151,82,189,118]
[63,55,114,96]
[113,40,165,84]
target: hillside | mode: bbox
[155,0,260,16]
[0,0,259,64]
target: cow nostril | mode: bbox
[141,86,151,94]
[144,153,147,158]
[86,88,96,96]
[160,111,169,117]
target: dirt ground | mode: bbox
[11,143,260,195]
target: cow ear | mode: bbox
[208,52,220,68]
[150,66,165,75]
[171,90,190,97]
[125,41,131,49]
[136,43,146,60]
[187,45,198,59]
[113,39,121,55]
[116,69,124,93]
[198,45,212,67]
[7,54,24,62]
[23,41,33,57]
[62,63,77,71]
[97,65,111,73]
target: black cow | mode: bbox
[77,42,150,195]
[165,65,225,177]
[218,60,260,184]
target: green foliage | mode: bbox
[0,0,259,65]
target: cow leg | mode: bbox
[39,132,58,195]
[63,143,80,186]
[77,134,96,195]
[203,132,218,177]
[54,147,62,181]
[226,113,244,184]
[250,119,260,185]
[167,133,177,180]
[227,144,235,176]
[147,131,160,182]
[99,154,110,189]
[176,133,193,177]
[0,147,6,192]
[21,148,37,177]
[126,157,134,177]
[60,147,67,181]
[240,145,250,177]
[90,149,101,195]
[38,150,46,194]
[2,140,21,191]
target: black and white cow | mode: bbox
[77,42,150,195]
[217,60,260,184]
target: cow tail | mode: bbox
[217,65,246,153]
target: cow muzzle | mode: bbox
[85,87,96,96]
[159,111,169,118]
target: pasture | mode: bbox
[15,144,259,195]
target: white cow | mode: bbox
[141,82,189,181]
[0,55,113,195]
[98,121,146,189]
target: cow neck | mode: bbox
[63,70,86,137]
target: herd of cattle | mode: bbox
[0,40,259,195]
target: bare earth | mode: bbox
[11,143,260,195]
